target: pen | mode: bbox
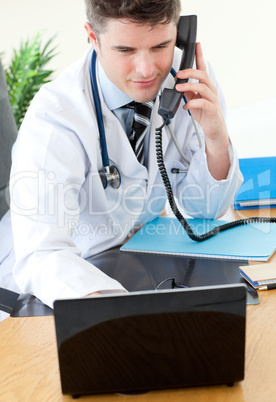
[258,284,276,291]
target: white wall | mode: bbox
[180,0,276,108]
[0,0,88,77]
[179,0,276,157]
[1,0,276,156]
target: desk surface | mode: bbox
[1,208,276,402]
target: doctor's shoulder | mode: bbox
[27,48,93,115]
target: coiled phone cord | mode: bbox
[155,121,276,242]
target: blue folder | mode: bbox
[121,216,276,261]
[234,156,276,210]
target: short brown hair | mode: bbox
[84,0,181,36]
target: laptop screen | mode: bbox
[54,284,246,397]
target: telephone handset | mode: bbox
[158,15,197,120]
[155,15,276,242]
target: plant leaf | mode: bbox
[4,32,58,129]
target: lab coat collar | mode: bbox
[100,98,148,181]
[107,109,170,202]
[99,97,170,187]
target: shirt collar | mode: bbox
[97,59,132,111]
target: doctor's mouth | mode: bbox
[131,77,158,88]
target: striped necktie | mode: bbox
[129,100,155,164]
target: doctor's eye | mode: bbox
[154,44,169,50]
[115,47,134,55]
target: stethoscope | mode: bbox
[90,50,121,189]
[90,50,202,189]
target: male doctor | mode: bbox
[4,0,242,307]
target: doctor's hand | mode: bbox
[86,292,102,297]
[175,42,230,180]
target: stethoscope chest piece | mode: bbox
[99,165,121,189]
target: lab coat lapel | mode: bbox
[101,102,148,181]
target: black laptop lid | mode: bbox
[54,284,246,397]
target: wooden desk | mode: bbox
[1,208,276,402]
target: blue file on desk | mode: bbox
[233,156,276,210]
[121,216,276,261]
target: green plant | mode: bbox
[4,33,57,129]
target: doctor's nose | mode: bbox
[135,52,155,78]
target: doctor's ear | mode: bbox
[84,22,98,47]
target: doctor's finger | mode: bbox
[176,68,217,95]
[175,81,218,103]
[195,42,207,72]
[183,97,218,117]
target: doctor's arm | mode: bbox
[175,42,230,181]
[10,114,126,308]
[168,49,242,219]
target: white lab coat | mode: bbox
[8,47,242,307]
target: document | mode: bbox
[121,217,276,261]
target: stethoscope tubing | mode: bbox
[90,50,110,168]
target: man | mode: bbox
[4,0,241,307]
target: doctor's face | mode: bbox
[86,19,177,103]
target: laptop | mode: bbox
[53,283,246,397]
